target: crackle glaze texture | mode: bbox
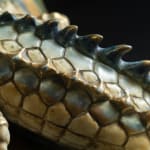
[0,9,149,150]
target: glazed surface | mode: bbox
[0,12,149,150]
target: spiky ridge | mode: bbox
[0,12,149,91]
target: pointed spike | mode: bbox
[88,34,103,44]
[74,34,103,58]
[102,44,132,56]
[97,44,132,65]
[113,44,132,54]
[14,15,36,33]
[35,20,58,39]
[64,25,78,34]
[0,12,14,25]
[56,25,78,47]
[96,44,134,71]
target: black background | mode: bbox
[9,0,150,150]
[44,0,150,61]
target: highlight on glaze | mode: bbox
[0,9,149,150]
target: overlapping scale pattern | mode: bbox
[0,12,149,150]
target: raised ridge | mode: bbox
[0,11,149,91]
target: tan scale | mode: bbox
[104,83,125,99]
[125,134,150,150]
[98,123,127,146]
[52,58,74,76]
[23,94,47,117]
[79,71,100,86]
[42,121,64,141]
[132,96,150,112]
[0,82,22,107]
[59,131,90,150]
[19,110,43,132]
[27,48,46,64]
[0,1,149,150]
[2,105,19,122]
[68,112,99,138]
[87,142,124,150]
[45,102,71,126]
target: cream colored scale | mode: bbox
[0,21,149,115]
[0,1,149,150]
